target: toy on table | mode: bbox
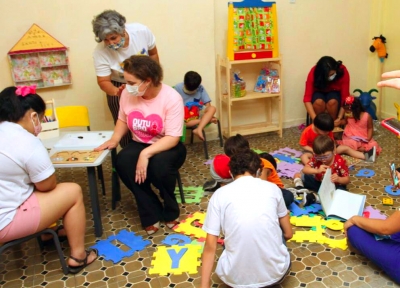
[382,197,394,206]
[184,100,203,122]
[231,71,246,98]
[369,35,388,63]
[353,89,378,120]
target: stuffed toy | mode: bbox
[370,35,388,62]
[184,101,203,122]
[353,89,378,120]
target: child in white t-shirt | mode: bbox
[201,149,292,287]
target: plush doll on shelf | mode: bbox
[370,35,388,63]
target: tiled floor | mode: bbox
[1,124,400,287]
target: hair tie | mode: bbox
[15,85,37,97]
[345,96,354,106]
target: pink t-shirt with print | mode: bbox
[118,83,184,144]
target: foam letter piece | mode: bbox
[271,147,302,158]
[173,212,207,239]
[277,162,304,178]
[252,148,264,154]
[363,206,387,220]
[288,215,347,250]
[167,247,188,268]
[385,185,400,196]
[204,159,213,165]
[149,244,202,275]
[162,234,192,246]
[355,169,375,177]
[273,153,297,164]
[174,186,204,204]
[290,202,322,217]
[91,230,151,263]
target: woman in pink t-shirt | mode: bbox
[96,56,186,235]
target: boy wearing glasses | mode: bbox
[295,135,350,206]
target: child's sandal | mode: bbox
[68,248,98,274]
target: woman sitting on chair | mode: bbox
[95,55,186,235]
[0,86,98,274]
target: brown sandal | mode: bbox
[68,248,98,274]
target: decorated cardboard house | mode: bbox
[8,24,72,88]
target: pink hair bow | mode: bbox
[15,85,37,97]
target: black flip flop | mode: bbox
[68,248,99,274]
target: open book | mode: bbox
[318,168,366,221]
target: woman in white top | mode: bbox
[92,10,159,148]
[0,86,97,274]
[201,149,292,288]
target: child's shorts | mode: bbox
[0,193,41,243]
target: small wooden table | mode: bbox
[41,131,121,237]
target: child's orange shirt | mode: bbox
[299,125,334,148]
[261,158,283,188]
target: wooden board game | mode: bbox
[50,150,101,164]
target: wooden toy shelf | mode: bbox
[216,55,283,138]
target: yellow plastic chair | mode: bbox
[56,106,91,131]
[55,106,106,195]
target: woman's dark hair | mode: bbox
[313,56,344,90]
[259,152,277,170]
[224,134,250,157]
[0,86,46,122]
[313,135,335,155]
[347,97,365,121]
[123,56,163,86]
[229,149,262,177]
[313,112,334,132]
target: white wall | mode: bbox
[367,0,400,119]
[0,0,215,131]
[0,0,383,134]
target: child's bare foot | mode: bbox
[193,128,205,141]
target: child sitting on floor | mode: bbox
[201,149,292,287]
[174,71,217,141]
[337,96,381,158]
[299,112,336,165]
[203,134,249,191]
[294,135,350,206]
[299,113,376,172]
[258,153,295,208]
